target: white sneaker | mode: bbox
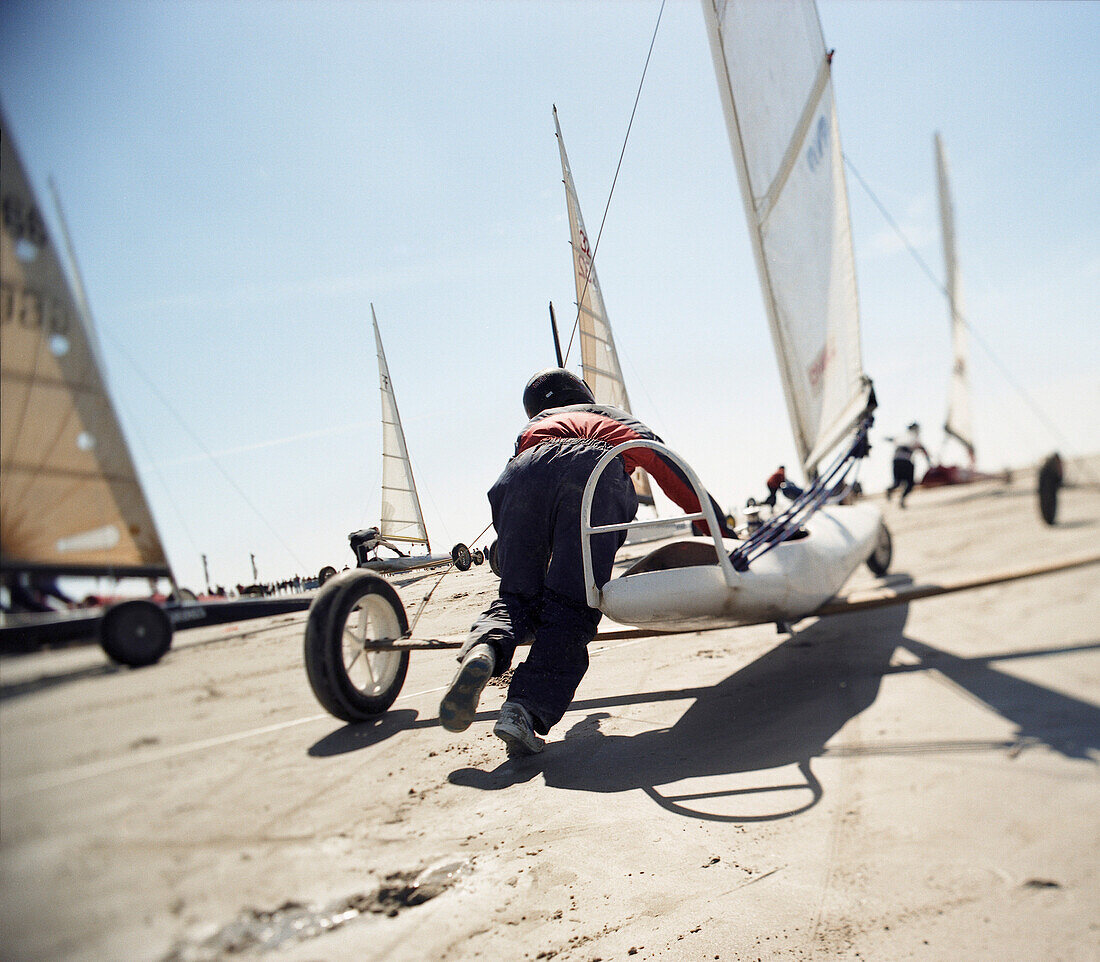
[494,701,545,756]
[439,643,495,732]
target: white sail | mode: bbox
[553,106,655,505]
[1,108,170,577]
[935,133,974,460]
[372,306,429,548]
[702,0,871,477]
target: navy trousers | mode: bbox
[467,439,638,735]
[890,457,916,499]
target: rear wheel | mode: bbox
[100,600,173,667]
[451,543,472,571]
[304,570,409,720]
[488,539,501,577]
[866,521,892,576]
[318,565,338,586]
[472,548,484,566]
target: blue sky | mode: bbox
[2,0,1097,591]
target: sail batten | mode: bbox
[703,0,871,478]
[372,306,430,550]
[1,108,171,577]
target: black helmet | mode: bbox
[522,368,595,418]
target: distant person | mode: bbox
[764,466,786,508]
[439,368,735,756]
[1037,452,1064,525]
[885,422,929,508]
[349,527,406,564]
[4,573,72,613]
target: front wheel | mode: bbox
[304,570,410,721]
[866,521,892,576]
[451,543,472,571]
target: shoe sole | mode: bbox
[439,657,494,732]
[494,721,545,756]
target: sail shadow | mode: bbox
[896,637,1100,761]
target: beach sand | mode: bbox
[1,460,1097,961]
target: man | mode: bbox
[763,465,786,508]
[439,368,734,756]
[348,526,405,564]
[885,422,929,508]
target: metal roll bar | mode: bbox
[580,440,739,609]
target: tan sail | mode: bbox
[554,106,654,505]
[1,109,170,577]
[372,306,430,548]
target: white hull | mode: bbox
[599,503,882,632]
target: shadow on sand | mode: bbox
[449,581,1100,821]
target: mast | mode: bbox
[935,133,975,462]
[549,301,564,368]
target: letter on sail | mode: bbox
[554,106,655,505]
[702,0,872,476]
[373,306,430,549]
[1,108,170,578]
[935,133,975,462]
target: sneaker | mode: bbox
[494,701,545,756]
[439,643,495,733]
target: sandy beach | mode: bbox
[1,464,1097,961]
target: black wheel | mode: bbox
[472,549,484,566]
[866,521,893,576]
[304,570,410,721]
[318,565,338,586]
[451,543,472,571]
[100,600,173,667]
[488,539,501,577]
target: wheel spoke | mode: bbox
[342,604,382,692]
[361,653,379,690]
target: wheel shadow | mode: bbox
[449,580,1100,821]
[307,710,427,756]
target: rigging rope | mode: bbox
[405,520,493,636]
[99,328,310,574]
[842,154,1094,480]
[730,417,873,571]
[564,0,667,365]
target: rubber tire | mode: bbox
[100,600,173,667]
[488,539,501,577]
[169,586,197,602]
[318,565,338,586]
[866,521,893,576]
[304,570,410,721]
[472,549,484,566]
[451,543,472,571]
